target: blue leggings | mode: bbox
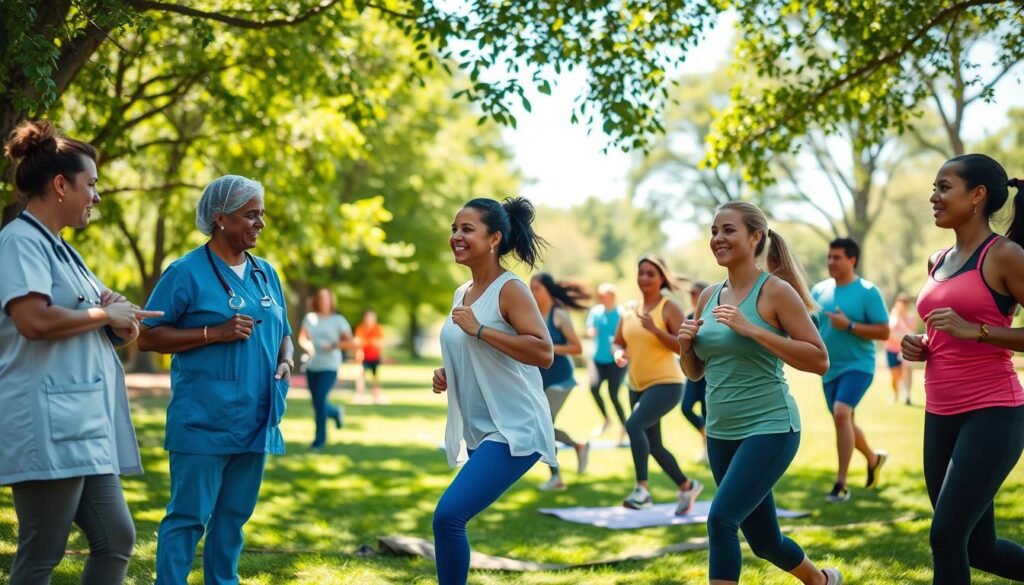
[433,441,540,585]
[707,432,806,581]
[307,369,341,447]
[681,377,706,431]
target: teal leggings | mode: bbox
[706,432,806,581]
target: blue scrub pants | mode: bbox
[307,369,341,447]
[155,452,267,585]
[706,432,806,581]
[432,441,540,585]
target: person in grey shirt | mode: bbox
[299,288,355,449]
[0,120,160,585]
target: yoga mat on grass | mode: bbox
[538,500,809,530]
[377,535,708,571]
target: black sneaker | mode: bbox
[865,450,888,489]
[826,482,850,503]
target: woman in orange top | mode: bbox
[355,309,385,404]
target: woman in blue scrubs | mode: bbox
[139,175,293,585]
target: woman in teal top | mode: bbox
[679,202,841,585]
[139,175,293,585]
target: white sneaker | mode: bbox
[538,476,566,491]
[675,479,704,516]
[823,567,842,584]
[622,486,652,509]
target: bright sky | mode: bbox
[502,13,1024,232]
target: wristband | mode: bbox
[203,325,209,344]
[846,321,854,333]
[476,324,485,340]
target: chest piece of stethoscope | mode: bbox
[228,293,246,311]
[260,295,272,308]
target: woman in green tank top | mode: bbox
[678,202,841,585]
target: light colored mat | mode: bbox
[538,500,809,530]
[377,535,708,571]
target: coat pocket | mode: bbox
[45,380,110,442]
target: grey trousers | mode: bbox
[10,474,135,585]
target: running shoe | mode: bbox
[539,476,567,491]
[865,450,888,489]
[823,567,843,584]
[675,479,704,516]
[577,442,591,474]
[826,482,850,503]
[623,486,652,509]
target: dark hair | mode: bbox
[829,237,860,267]
[947,154,1024,247]
[312,288,335,314]
[532,273,589,310]
[718,201,816,311]
[4,120,97,199]
[464,196,547,269]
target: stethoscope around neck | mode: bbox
[18,212,102,305]
[204,243,273,311]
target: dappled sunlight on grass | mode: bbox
[0,361,1021,583]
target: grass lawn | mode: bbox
[1,359,1022,584]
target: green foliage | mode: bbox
[708,0,1024,184]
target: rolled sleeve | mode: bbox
[143,262,191,328]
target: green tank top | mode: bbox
[693,272,801,440]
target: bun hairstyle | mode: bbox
[947,154,1024,247]
[4,120,97,199]
[717,201,816,312]
[464,196,548,269]
[532,273,590,310]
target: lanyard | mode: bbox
[18,212,102,305]
[204,243,272,311]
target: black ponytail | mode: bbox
[1007,177,1024,247]
[464,196,547,269]
[948,154,1023,246]
[533,272,589,310]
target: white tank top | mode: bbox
[439,271,558,468]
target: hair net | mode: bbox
[195,175,264,235]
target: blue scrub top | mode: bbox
[143,246,291,455]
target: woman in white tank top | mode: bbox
[430,197,557,585]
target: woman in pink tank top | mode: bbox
[902,154,1024,584]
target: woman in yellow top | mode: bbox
[614,255,703,513]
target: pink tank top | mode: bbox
[917,236,1023,415]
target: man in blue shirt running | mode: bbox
[812,238,890,503]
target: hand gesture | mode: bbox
[901,333,929,362]
[100,289,127,307]
[677,318,703,354]
[825,307,851,331]
[274,361,292,381]
[432,368,448,394]
[925,308,976,340]
[614,349,629,368]
[711,305,754,337]
[451,306,480,337]
[212,314,255,343]
[638,310,659,334]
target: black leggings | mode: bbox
[590,361,628,425]
[924,405,1024,584]
[627,384,688,485]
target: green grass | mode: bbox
[1,361,1022,584]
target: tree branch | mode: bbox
[129,0,346,29]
